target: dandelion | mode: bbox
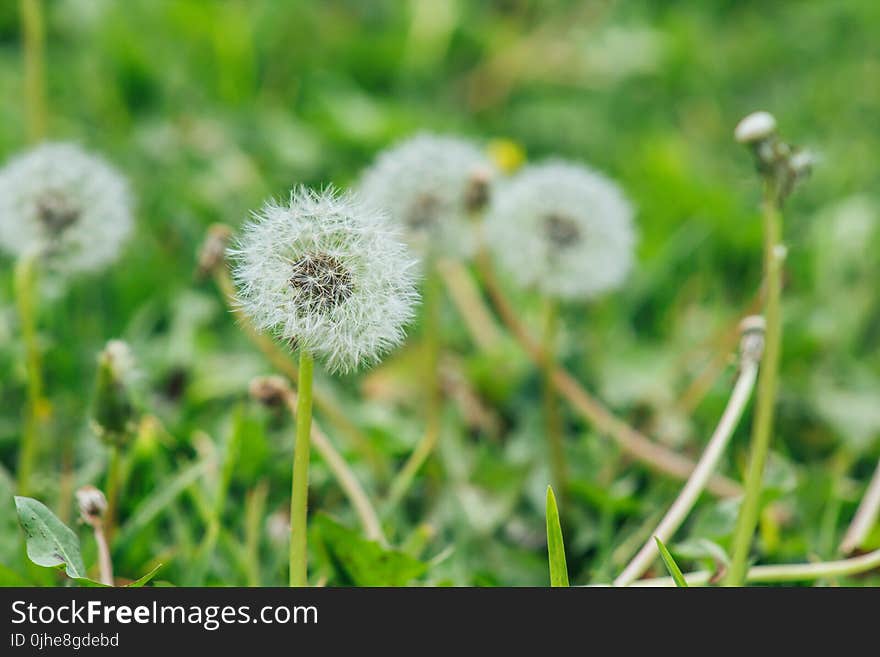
[357,133,495,260]
[91,339,140,542]
[0,142,133,272]
[483,159,636,501]
[231,186,418,586]
[76,485,113,586]
[231,186,419,375]
[484,160,636,301]
[1,143,133,498]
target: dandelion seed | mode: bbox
[0,143,133,272]
[230,186,420,374]
[484,160,636,301]
[358,134,495,259]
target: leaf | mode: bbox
[654,536,688,587]
[14,496,87,580]
[312,513,426,586]
[126,564,163,587]
[545,486,569,587]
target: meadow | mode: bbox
[1,0,879,587]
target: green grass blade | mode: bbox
[545,486,569,587]
[654,536,688,587]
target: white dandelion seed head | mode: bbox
[230,186,420,375]
[0,142,133,272]
[357,133,496,260]
[484,160,636,301]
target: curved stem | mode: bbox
[476,250,742,498]
[629,547,880,587]
[436,258,503,352]
[615,358,759,586]
[93,522,114,586]
[15,254,43,496]
[19,0,47,142]
[542,299,567,504]
[726,190,783,586]
[289,350,314,587]
[213,266,386,478]
[283,393,387,547]
[840,457,880,555]
[385,270,443,510]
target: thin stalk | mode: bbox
[93,522,114,586]
[476,249,741,498]
[436,258,503,351]
[14,254,43,496]
[542,299,567,504]
[629,546,880,587]
[615,356,759,586]
[840,458,880,555]
[57,447,74,524]
[726,188,783,586]
[104,446,121,543]
[385,269,443,510]
[213,266,385,478]
[283,392,387,547]
[243,481,268,587]
[19,0,47,142]
[289,350,314,587]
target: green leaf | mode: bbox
[313,513,426,586]
[126,564,163,587]
[545,486,569,587]
[654,536,688,587]
[14,496,87,580]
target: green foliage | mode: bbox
[545,486,569,587]
[312,513,426,586]
[654,536,688,588]
[15,496,88,580]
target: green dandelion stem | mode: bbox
[14,254,43,496]
[726,185,784,586]
[289,350,314,587]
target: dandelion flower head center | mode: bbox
[543,213,582,249]
[36,189,81,237]
[405,192,442,232]
[288,251,354,314]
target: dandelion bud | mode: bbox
[739,315,766,365]
[76,485,108,526]
[91,340,139,447]
[734,111,777,144]
[358,134,496,259]
[0,143,133,272]
[484,160,636,301]
[249,375,291,407]
[788,149,815,178]
[464,166,493,214]
[197,223,232,278]
[231,187,419,374]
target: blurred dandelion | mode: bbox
[0,142,133,273]
[482,159,636,501]
[358,133,495,260]
[484,160,636,301]
[1,143,133,500]
[232,186,418,586]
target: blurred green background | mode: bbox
[1,0,879,586]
